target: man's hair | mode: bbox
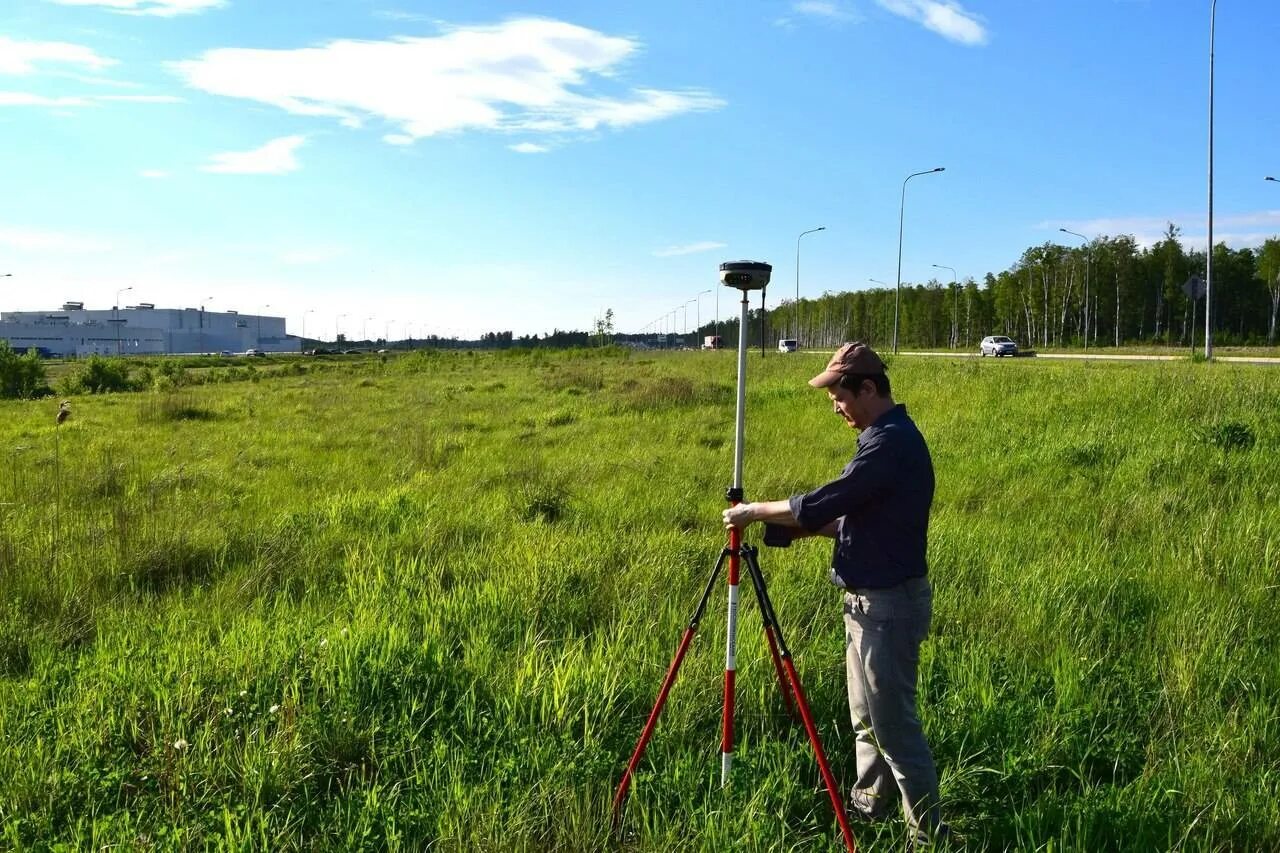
[838,371,891,397]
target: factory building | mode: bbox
[0,302,300,356]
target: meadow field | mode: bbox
[0,349,1277,851]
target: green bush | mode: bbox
[58,354,136,395]
[0,341,51,399]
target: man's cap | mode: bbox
[808,341,887,388]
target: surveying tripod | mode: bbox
[611,262,858,852]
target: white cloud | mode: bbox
[792,1,862,23]
[653,241,727,258]
[47,0,226,16]
[0,90,182,108]
[0,92,89,107]
[99,94,184,103]
[200,135,306,175]
[875,0,988,46]
[170,18,724,145]
[0,225,113,253]
[509,142,549,153]
[0,37,116,74]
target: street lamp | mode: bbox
[1059,229,1092,349]
[362,315,375,342]
[931,265,958,349]
[1206,0,1218,360]
[795,226,826,344]
[695,289,711,349]
[894,167,945,354]
[199,296,214,354]
[336,313,347,343]
[302,308,314,340]
[114,285,133,355]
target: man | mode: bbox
[722,341,946,845]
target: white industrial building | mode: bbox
[0,302,300,356]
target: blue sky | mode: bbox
[2,0,1278,339]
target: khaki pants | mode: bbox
[843,577,942,839]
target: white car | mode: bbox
[980,336,1018,357]
[777,338,798,353]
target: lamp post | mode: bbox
[336,313,347,343]
[684,299,696,347]
[199,296,214,354]
[795,226,826,345]
[931,265,958,349]
[1205,0,1218,361]
[302,308,314,341]
[1059,229,1092,349]
[115,285,133,355]
[362,315,375,343]
[894,167,945,354]
[696,289,711,349]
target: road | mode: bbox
[898,351,1280,365]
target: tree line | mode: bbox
[627,228,1280,352]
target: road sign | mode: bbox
[1182,276,1206,300]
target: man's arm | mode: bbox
[722,501,839,538]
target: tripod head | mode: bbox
[720,261,772,291]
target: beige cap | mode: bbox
[807,341,887,388]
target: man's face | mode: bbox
[827,381,871,430]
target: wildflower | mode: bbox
[173,738,189,751]
[340,627,349,637]
[239,690,248,697]
[224,707,235,717]
[269,704,280,714]
[319,638,328,648]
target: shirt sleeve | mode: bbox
[788,434,897,532]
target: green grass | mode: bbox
[1,348,1277,850]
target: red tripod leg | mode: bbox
[743,545,858,853]
[612,548,729,832]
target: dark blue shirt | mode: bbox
[788,404,934,590]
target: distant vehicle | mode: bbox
[342,349,360,355]
[980,336,1018,357]
[244,349,265,357]
[778,338,799,353]
[305,348,334,355]
[703,335,722,350]
[219,350,233,357]
[376,349,388,354]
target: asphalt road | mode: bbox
[899,351,1280,365]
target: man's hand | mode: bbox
[722,503,757,530]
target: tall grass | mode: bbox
[0,351,1277,850]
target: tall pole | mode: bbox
[894,167,945,354]
[363,315,375,343]
[302,308,314,340]
[257,304,270,346]
[115,285,133,355]
[336,313,347,343]
[696,289,711,347]
[795,226,826,344]
[931,265,957,349]
[1205,0,1217,361]
[199,295,213,355]
[1060,229,1091,349]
